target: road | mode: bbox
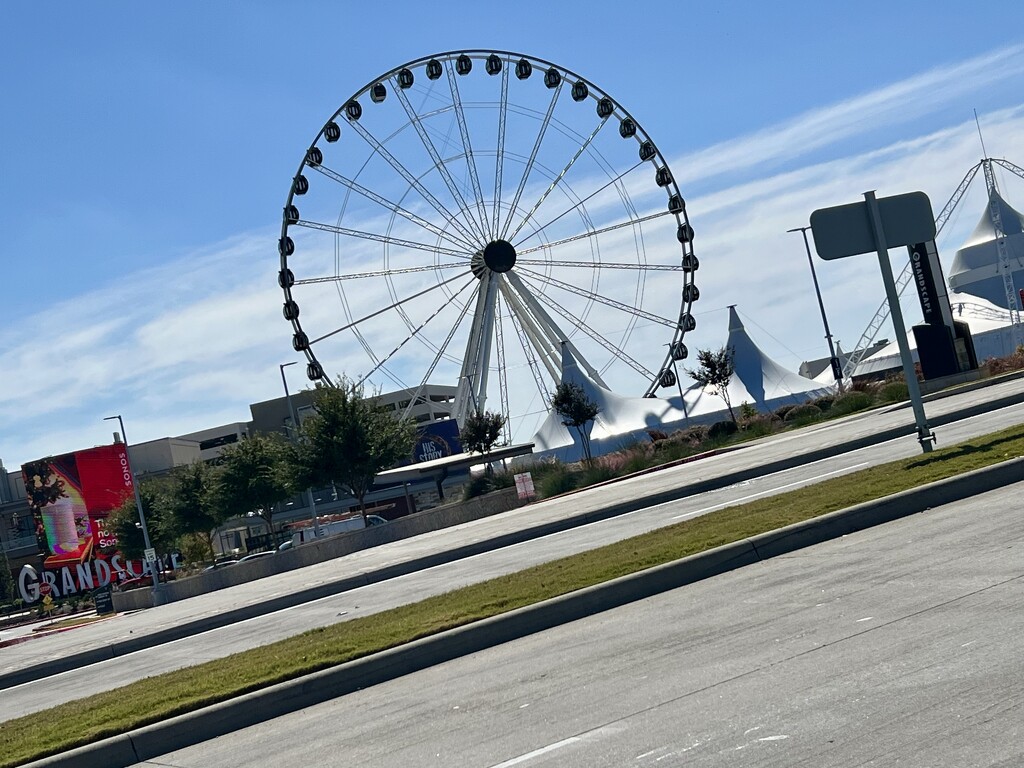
[4,389,1024,721]
[128,482,1024,768]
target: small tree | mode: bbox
[216,433,295,532]
[295,377,417,520]
[22,459,66,554]
[0,547,15,603]
[107,480,173,561]
[551,382,600,463]
[687,346,737,422]
[459,410,506,467]
[158,460,227,560]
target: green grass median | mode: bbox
[3,422,1024,767]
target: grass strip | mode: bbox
[3,422,1023,767]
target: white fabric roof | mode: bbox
[947,189,1024,305]
[851,294,1021,377]
[532,307,829,461]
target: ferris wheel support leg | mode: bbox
[498,280,562,383]
[504,271,609,388]
[455,273,499,424]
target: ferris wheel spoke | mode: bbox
[516,264,676,329]
[392,75,490,245]
[397,288,477,422]
[294,262,469,286]
[506,115,611,243]
[357,275,478,388]
[518,259,681,272]
[309,270,470,345]
[344,117,481,246]
[445,60,491,240]
[517,210,675,257]
[499,79,564,241]
[512,160,645,249]
[311,163,478,252]
[492,61,510,239]
[522,278,657,379]
[293,219,467,259]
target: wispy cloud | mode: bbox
[674,45,1024,187]
[3,48,1024,467]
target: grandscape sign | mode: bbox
[18,444,143,604]
[18,557,150,603]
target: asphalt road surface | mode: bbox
[4,381,1024,721]
[128,481,1024,768]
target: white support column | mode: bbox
[454,272,500,425]
[503,271,609,388]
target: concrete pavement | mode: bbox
[19,454,1024,768]
[4,375,1024,691]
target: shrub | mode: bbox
[708,420,739,439]
[810,395,834,412]
[669,425,709,447]
[463,473,496,500]
[646,429,669,443]
[580,464,616,486]
[983,346,1024,376]
[742,415,777,438]
[774,404,795,421]
[537,465,579,498]
[879,380,909,402]
[830,390,874,415]
[784,404,823,422]
[622,450,655,474]
[739,402,759,422]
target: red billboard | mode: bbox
[18,444,145,603]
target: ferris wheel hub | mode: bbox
[483,239,517,273]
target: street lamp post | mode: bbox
[103,414,161,590]
[280,362,321,538]
[788,226,845,392]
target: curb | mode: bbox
[21,455,1024,768]
[4,385,1024,692]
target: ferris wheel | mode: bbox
[278,50,699,442]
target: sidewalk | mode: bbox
[4,374,1024,693]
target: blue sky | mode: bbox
[3,1,1024,469]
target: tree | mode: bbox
[295,377,417,520]
[551,382,601,463]
[216,433,295,531]
[0,547,15,603]
[107,480,173,561]
[22,459,66,554]
[687,346,737,422]
[158,461,227,560]
[459,410,506,465]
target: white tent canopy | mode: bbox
[947,188,1024,306]
[532,306,829,461]
[852,294,1022,377]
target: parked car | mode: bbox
[234,550,277,565]
[203,558,239,572]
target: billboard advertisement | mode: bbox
[412,419,462,463]
[18,444,145,603]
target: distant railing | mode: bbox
[1,534,37,551]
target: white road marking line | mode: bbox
[670,463,870,520]
[487,736,582,767]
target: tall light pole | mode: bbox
[788,226,845,392]
[280,362,321,537]
[103,414,161,590]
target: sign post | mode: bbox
[811,190,937,453]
